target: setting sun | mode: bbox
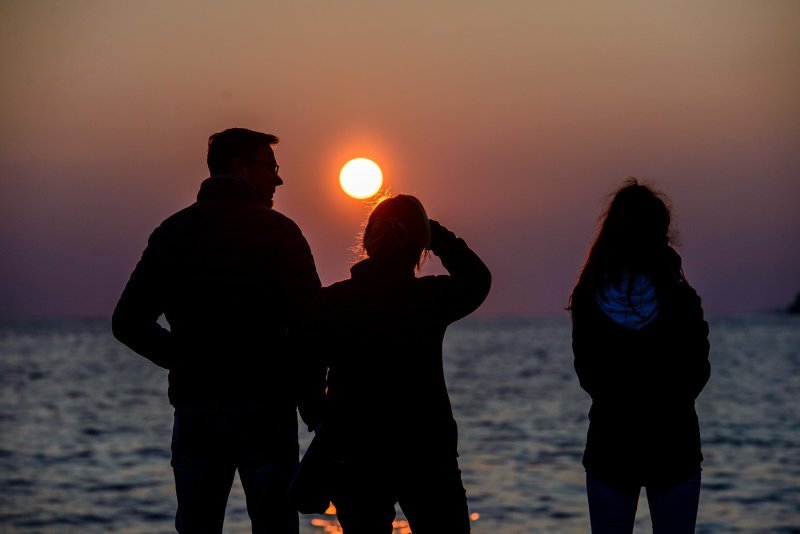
[339,158,383,199]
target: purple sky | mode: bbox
[1,1,798,317]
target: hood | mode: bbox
[595,272,658,330]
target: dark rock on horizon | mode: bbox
[788,292,800,314]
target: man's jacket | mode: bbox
[113,176,321,409]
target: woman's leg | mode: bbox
[646,469,701,534]
[332,493,396,534]
[398,457,471,534]
[586,473,640,534]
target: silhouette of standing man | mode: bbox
[113,128,320,533]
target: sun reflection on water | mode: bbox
[308,502,478,533]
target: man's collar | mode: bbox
[197,175,266,204]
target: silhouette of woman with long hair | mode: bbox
[569,179,710,533]
[302,194,490,533]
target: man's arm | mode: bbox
[276,218,324,429]
[112,227,175,369]
[274,218,322,321]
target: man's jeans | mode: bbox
[171,405,299,533]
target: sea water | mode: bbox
[0,315,798,533]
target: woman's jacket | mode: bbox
[571,271,710,487]
[299,222,491,468]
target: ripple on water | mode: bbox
[1,316,799,532]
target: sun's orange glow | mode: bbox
[339,158,383,199]
[309,516,412,533]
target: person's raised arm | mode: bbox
[428,219,491,322]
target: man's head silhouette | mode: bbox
[207,128,282,207]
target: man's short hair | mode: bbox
[207,128,279,175]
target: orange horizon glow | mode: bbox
[2,3,797,316]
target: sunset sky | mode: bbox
[1,1,798,317]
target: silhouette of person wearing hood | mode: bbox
[569,179,710,533]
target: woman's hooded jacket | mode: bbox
[571,252,710,487]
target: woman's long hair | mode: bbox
[569,178,684,311]
[362,194,431,270]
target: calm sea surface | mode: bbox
[1,315,798,533]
